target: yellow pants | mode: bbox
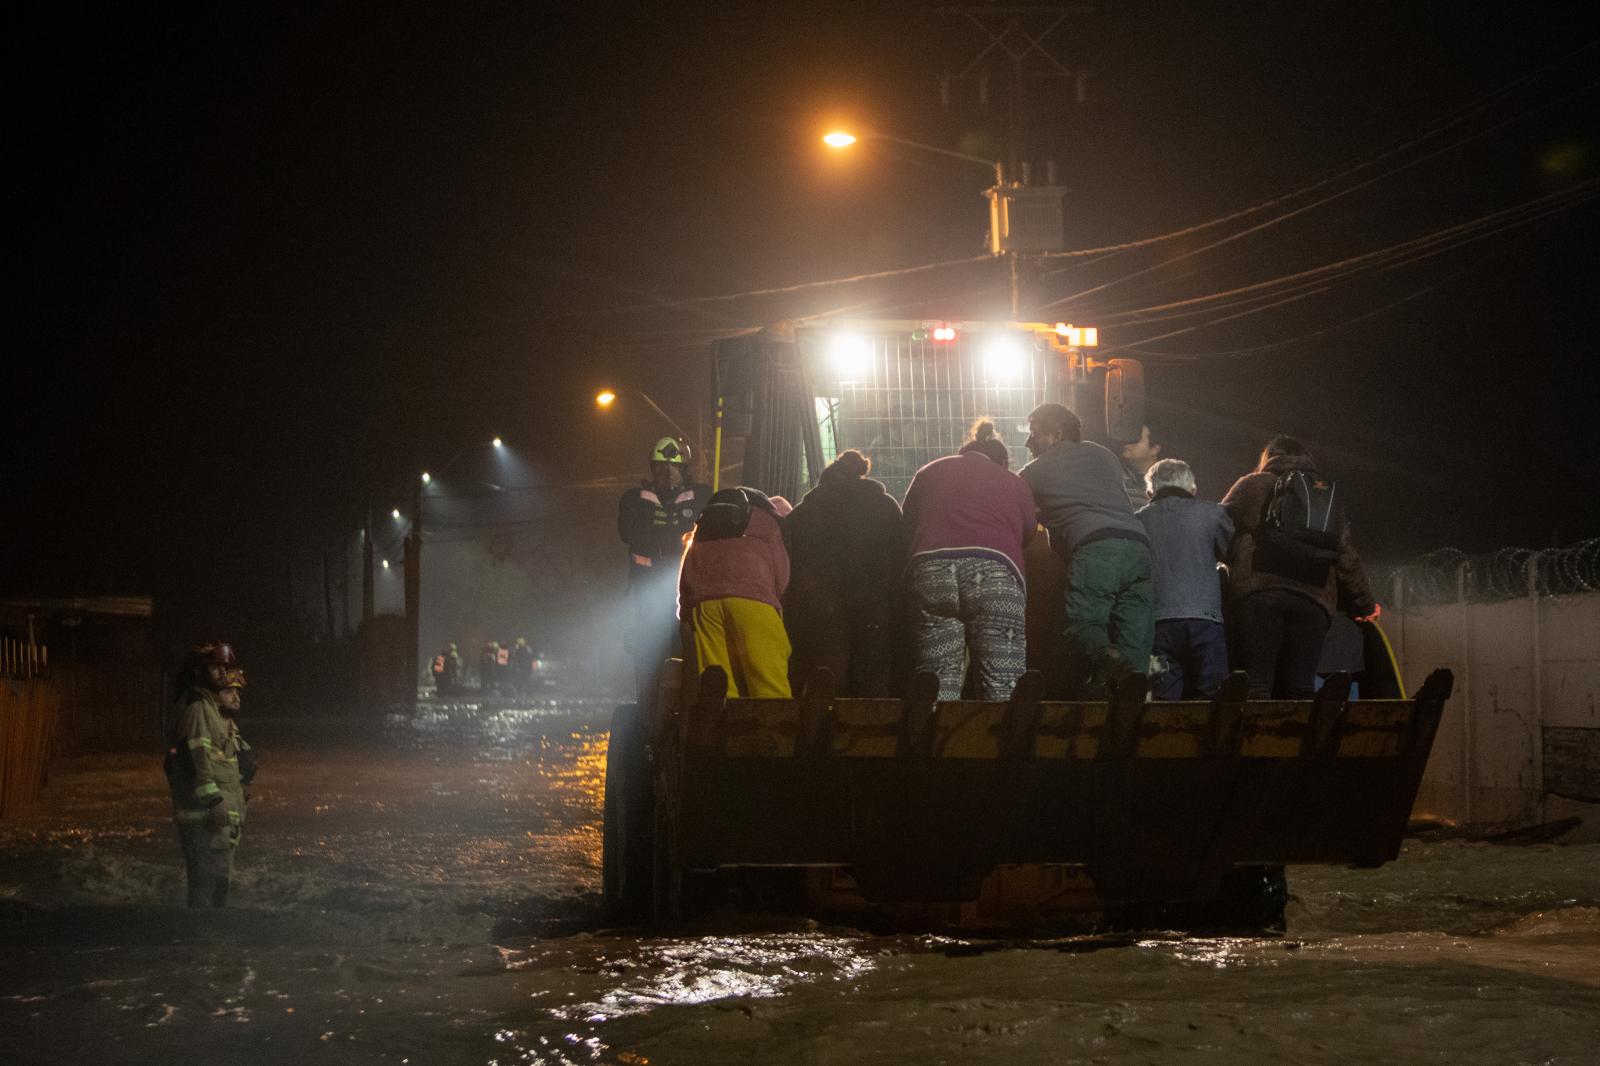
[687,597,792,698]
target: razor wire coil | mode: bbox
[1382,538,1600,604]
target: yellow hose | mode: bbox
[1369,619,1406,700]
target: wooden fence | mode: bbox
[1,637,59,818]
[51,660,165,753]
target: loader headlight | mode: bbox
[983,336,1028,382]
[827,334,873,381]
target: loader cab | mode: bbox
[711,318,1143,501]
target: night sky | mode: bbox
[8,2,1597,653]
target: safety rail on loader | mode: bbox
[603,665,1453,930]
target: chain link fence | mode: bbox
[1381,538,1600,605]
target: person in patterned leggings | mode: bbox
[901,421,1038,700]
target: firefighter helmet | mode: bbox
[189,641,237,666]
[650,437,689,465]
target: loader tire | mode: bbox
[602,703,655,923]
[651,726,682,927]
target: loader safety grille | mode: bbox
[800,330,1056,500]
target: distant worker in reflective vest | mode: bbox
[617,436,710,700]
[431,642,462,696]
[164,641,250,909]
[479,641,501,696]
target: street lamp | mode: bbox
[823,128,1005,186]
[403,436,505,703]
[823,127,1046,317]
[594,387,690,441]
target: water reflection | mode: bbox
[2,697,1597,1066]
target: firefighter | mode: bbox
[165,641,249,909]
[617,436,711,700]
[479,641,501,696]
[495,639,512,693]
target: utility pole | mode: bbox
[322,550,335,643]
[361,501,375,625]
[942,5,1091,316]
[404,482,422,706]
[939,5,1092,167]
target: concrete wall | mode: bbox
[1387,587,1600,836]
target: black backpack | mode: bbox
[1254,470,1343,583]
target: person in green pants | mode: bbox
[1020,403,1154,695]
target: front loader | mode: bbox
[604,663,1452,931]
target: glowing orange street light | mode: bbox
[822,131,858,149]
[595,389,617,409]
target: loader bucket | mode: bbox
[605,665,1452,925]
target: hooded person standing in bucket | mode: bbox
[782,449,905,697]
[678,486,792,698]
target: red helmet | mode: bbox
[190,641,237,666]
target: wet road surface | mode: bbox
[1,698,1596,1064]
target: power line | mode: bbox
[1034,39,1600,268]
[616,254,992,311]
[1090,181,1598,333]
[1032,75,1600,314]
[1110,213,1573,362]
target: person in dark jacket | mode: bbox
[783,450,905,696]
[1019,403,1154,695]
[617,437,711,699]
[1221,435,1377,699]
[903,422,1037,700]
[1136,458,1234,700]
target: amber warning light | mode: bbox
[1055,323,1098,347]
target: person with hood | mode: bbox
[1136,458,1234,700]
[678,486,792,697]
[782,450,905,696]
[902,422,1037,700]
[165,641,249,909]
[1221,435,1377,699]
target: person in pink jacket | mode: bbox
[678,487,792,697]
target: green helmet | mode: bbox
[650,437,689,465]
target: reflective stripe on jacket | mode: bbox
[169,688,248,840]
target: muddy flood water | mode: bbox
[2,697,1596,1064]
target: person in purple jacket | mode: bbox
[901,421,1038,700]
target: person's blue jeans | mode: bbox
[1150,618,1229,700]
